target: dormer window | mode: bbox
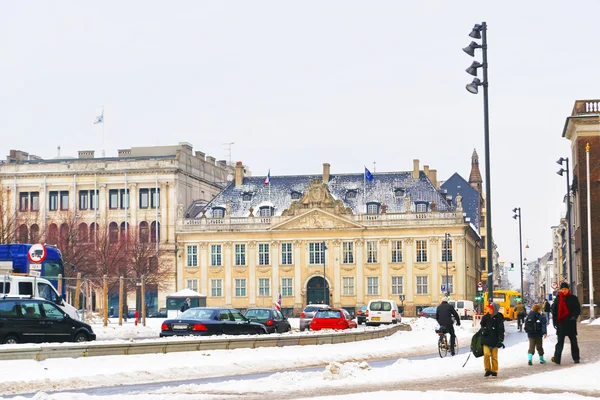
[415,202,428,213]
[242,193,252,201]
[212,207,225,218]
[366,202,380,215]
[259,206,274,217]
[346,190,357,200]
[394,189,405,198]
[290,191,302,200]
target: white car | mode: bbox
[448,300,475,320]
[366,299,400,326]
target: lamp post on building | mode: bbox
[512,207,524,299]
[323,241,327,304]
[464,21,494,303]
[444,233,451,296]
[557,157,574,290]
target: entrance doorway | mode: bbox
[306,276,330,305]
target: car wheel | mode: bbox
[74,333,88,342]
[3,335,18,345]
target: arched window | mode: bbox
[17,225,28,243]
[59,223,69,245]
[78,223,88,243]
[120,222,129,241]
[150,221,160,243]
[109,222,119,243]
[415,202,428,213]
[346,190,357,200]
[212,207,225,218]
[290,191,302,200]
[47,224,58,245]
[366,202,380,215]
[29,224,40,244]
[259,206,274,217]
[394,189,405,198]
[139,221,149,243]
[89,223,98,243]
[242,193,252,201]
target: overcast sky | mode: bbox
[1,1,598,285]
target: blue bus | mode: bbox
[0,244,66,297]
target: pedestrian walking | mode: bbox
[514,300,526,331]
[551,282,581,365]
[180,297,191,312]
[543,299,551,325]
[524,304,547,365]
[480,302,505,377]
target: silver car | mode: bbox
[299,304,330,331]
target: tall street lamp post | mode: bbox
[513,208,524,299]
[464,22,494,303]
[557,157,574,290]
[323,241,327,304]
[445,233,451,296]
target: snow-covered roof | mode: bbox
[167,288,206,298]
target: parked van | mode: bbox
[448,300,475,320]
[366,299,400,326]
[0,275,80,320]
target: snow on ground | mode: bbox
[500,360,600,393]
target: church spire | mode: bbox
[469,149,483,193]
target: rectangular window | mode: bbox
[235,244,246,266]
[78,191,89,210]
[19,192,28,212]
[442,239,453,262]
[30,192,39,211]
[60,191,69,211]
[281,243,293,265]
[109,189,119,209]
[151,188,160,209]
[391,276,404,295]
[235,278,247,297]
[309,242,326,264]
[258,243,270,265]
[187,245,198,267]
[441,275,454,294]
[342,277,355,296]
[343,242,354,264]
[281,278,293,296]
[139,189,149,209]
[186,279,198,292]
[416,276,429,295]
[258,278,270,297]
[416,240,428,262]
[366,241,378,263]
[120,189,130,209]
[391,241,403,263]
[367,277,379,296]
[48,191,58,211]
[211,244,222,266]
[211,279,222,297]
[90,190,99,210]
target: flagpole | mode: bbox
[101,106,105,158]
[363,166,366,212]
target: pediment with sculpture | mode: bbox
[281,179,353,217]
[270,208,363,231]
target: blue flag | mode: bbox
[365,167,374,181]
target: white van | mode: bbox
[366,299,400,326]
[448,300,475,320]
[0,275,80,320]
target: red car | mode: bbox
[310,308,357,331]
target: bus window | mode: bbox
[43,262,61,280]
[509,296,518,307]
[18,282,34,296]
[493,294,506,303]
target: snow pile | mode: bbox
[500,360,600,393]
[323,361,370,380]
[408,317,438,331]
[590,318,600,326]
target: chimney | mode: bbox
[423,165,430,179]
[118,149,132,157]
[322,163,331,183]
[78,150,95,159]
[413,159,420,179]
[235,161,244,187]
[430,169,438,188]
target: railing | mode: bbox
[572,99,600,116]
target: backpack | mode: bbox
[524,312,541,333]
[471,330,484,358]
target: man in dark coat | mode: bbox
[543,299,551,325]
[479,302,505,377]
[436,297,461,356]
[551,282,581,364]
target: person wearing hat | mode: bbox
[435,296,461,356]
[551,282,581,364]
[479,302,505,377]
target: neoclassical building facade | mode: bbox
[177,161,480,316]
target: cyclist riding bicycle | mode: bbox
[515,301,526,332]
[436,296,461,356]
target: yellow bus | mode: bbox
[483,290,522,320]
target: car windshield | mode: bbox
[369,301,391,311]
[245,309,271,320]
[180,308,215,320]
[315,310,341,319]
[304,306,325,313]
[361,305,368,311]
[424,307,436,312]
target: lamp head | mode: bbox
[512,207,518,213]
[469,24,483,39]
[465,61,482,76]
[557,169,564,176]
[462,41,481,57]
[512,214,518,220]
[465,78,481,94]
[556,157,565,165]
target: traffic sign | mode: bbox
[27,244,47,264]
[29,264,42,271]
[29,270,41,277]
[477,287,483,291]
[551,282,559,290]
[477,281,483,288]
[441,285,446,292]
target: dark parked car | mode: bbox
[160,307,268,337]
[244,308,291,334]
[356,305,368,325]
[0,298,96,344]
[149,308,168,318]
[418,306,437,318]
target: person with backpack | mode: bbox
[524,303,547,365]
[543,299,551,325]
[435,296,461,356]
[551,282,581,364]
[480,302,505,377]
[514,300,527,331]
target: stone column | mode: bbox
[430,237,440,303]
[160,183,168,242]
[248,241,257,307]
[294,240,303,309]
[199,242,208,296]
[356,240,365,305]
[380,239,389,299]
[128,183,137,229]
[455,236,466,299]
[271,241,280,304]
[98,184,107,216]
[405,238,415,302]
[333,239,341,307]
[224,242,232,306]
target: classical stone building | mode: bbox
[177,161,480,316]
[0,143,236,312]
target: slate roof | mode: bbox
[191,171,454,218]
[441,173,481,229]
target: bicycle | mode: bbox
[436,327,458,358]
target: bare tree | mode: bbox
[125,227,171,293]
[0,186,16,244]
